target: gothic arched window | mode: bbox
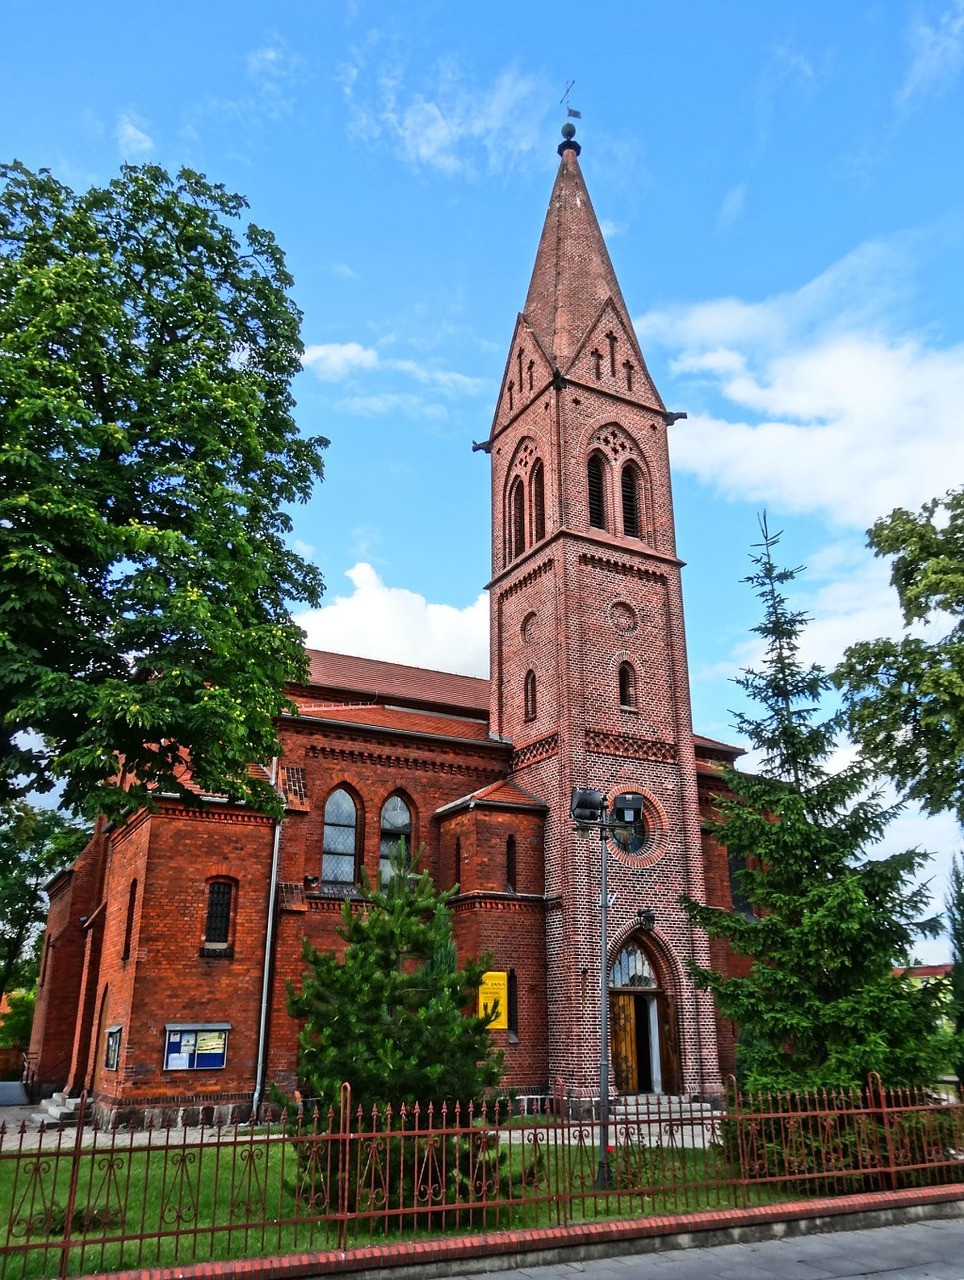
[509,477,526,560]
[621,465,640,539]
[610,940,657,989]
[323,787,358,885]
[588,455,606,529]
[524,670,537,721]
[531,461,545,543]
[619,661,637,708]
[380,794,412,887]
[122,879,137,961]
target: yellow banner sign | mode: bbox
[478,971,508,1029]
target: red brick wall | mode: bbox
[29,825,106,1092]
[485,169,722,1097]
[86,804,276,1121]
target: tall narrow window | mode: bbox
[380,794,412,887]
[510,478,526,559]
[621,466,640,538]
[506,835,517,892]
[524,670,537,721]
[531,461,545,543]
[587,455,606,529]
[508,969,519,1043]
[323,788,358,884]
[122,879,138,961]
[204,880,234,952]
[728,852,754,917]
[618,661,637,708]
[454,837,462,890]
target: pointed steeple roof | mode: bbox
[522,126,637,370]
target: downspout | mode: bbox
[252,757,284,1119]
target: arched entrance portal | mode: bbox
[609,938,680,1095]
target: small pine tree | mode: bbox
[682,518,949,1090]
[945,853,964,1086]
[286,846,504,1115]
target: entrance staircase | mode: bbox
[607,1094,721,1149]
[32,1092,84,1128]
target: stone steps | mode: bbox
[32,1091,83,1128]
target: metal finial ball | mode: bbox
[561,122,576,141]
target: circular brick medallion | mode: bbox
[610,792,666,870]
[609,601,637,634]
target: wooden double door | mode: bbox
[610,989,680,1095]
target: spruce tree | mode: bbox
[945,853,964,1086]
[682,518,949,1090]
[286,846,504,1115]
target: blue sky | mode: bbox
[5,1,963,956]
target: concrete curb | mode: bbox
[98,1183,964,1280]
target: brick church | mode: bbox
[29,125,742,1125]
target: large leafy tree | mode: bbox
[837,489,964,824]
[287,848,504,1115]
[682,520,949,1090]
[0,161,326,818]
[0,801,87,994]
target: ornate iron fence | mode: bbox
[0,1077,961,1279]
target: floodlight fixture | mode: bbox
[570,787,605,826]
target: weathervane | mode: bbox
[560,80,581,119]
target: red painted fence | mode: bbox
[0,1076,961,1279]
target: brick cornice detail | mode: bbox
[153,806,273,828]
[305,740,504,782]
[578,550,668,583]
[492,556,555,601]
[511,733,559,771]
[585,729,678,763]
[453,893,546,913]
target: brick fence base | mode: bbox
[104,1183,964,1280]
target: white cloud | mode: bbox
[116,112,154,158]
[639,236,964,530]
[388,359,485,394]
[342,56,546,175]
[333,391,448,419]
[302,341,486,408]
[718,183,746,231]
[293,563,489,677]
[897,0,964,107]
[302,342,379,381]
[247,45,286,80]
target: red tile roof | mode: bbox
[288,699,498,745]
[435,778,549,817]
[301,649,489,716]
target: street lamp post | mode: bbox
[570,788,649,1190]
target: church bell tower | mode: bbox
[484,125,721,1097]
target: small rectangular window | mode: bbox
[164,1024,230,1071]
[105,1026,121,1071]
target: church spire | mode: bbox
[521,125,637,371]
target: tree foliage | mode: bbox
[287,848,504,1115]
[0,801,87,995]
[682,519,949,1090]
[837,489,964,824]
[945,853,964,1083]
[0,161,327,818]
[0,988,36,1048]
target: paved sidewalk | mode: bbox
[439,1218,964,1280]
